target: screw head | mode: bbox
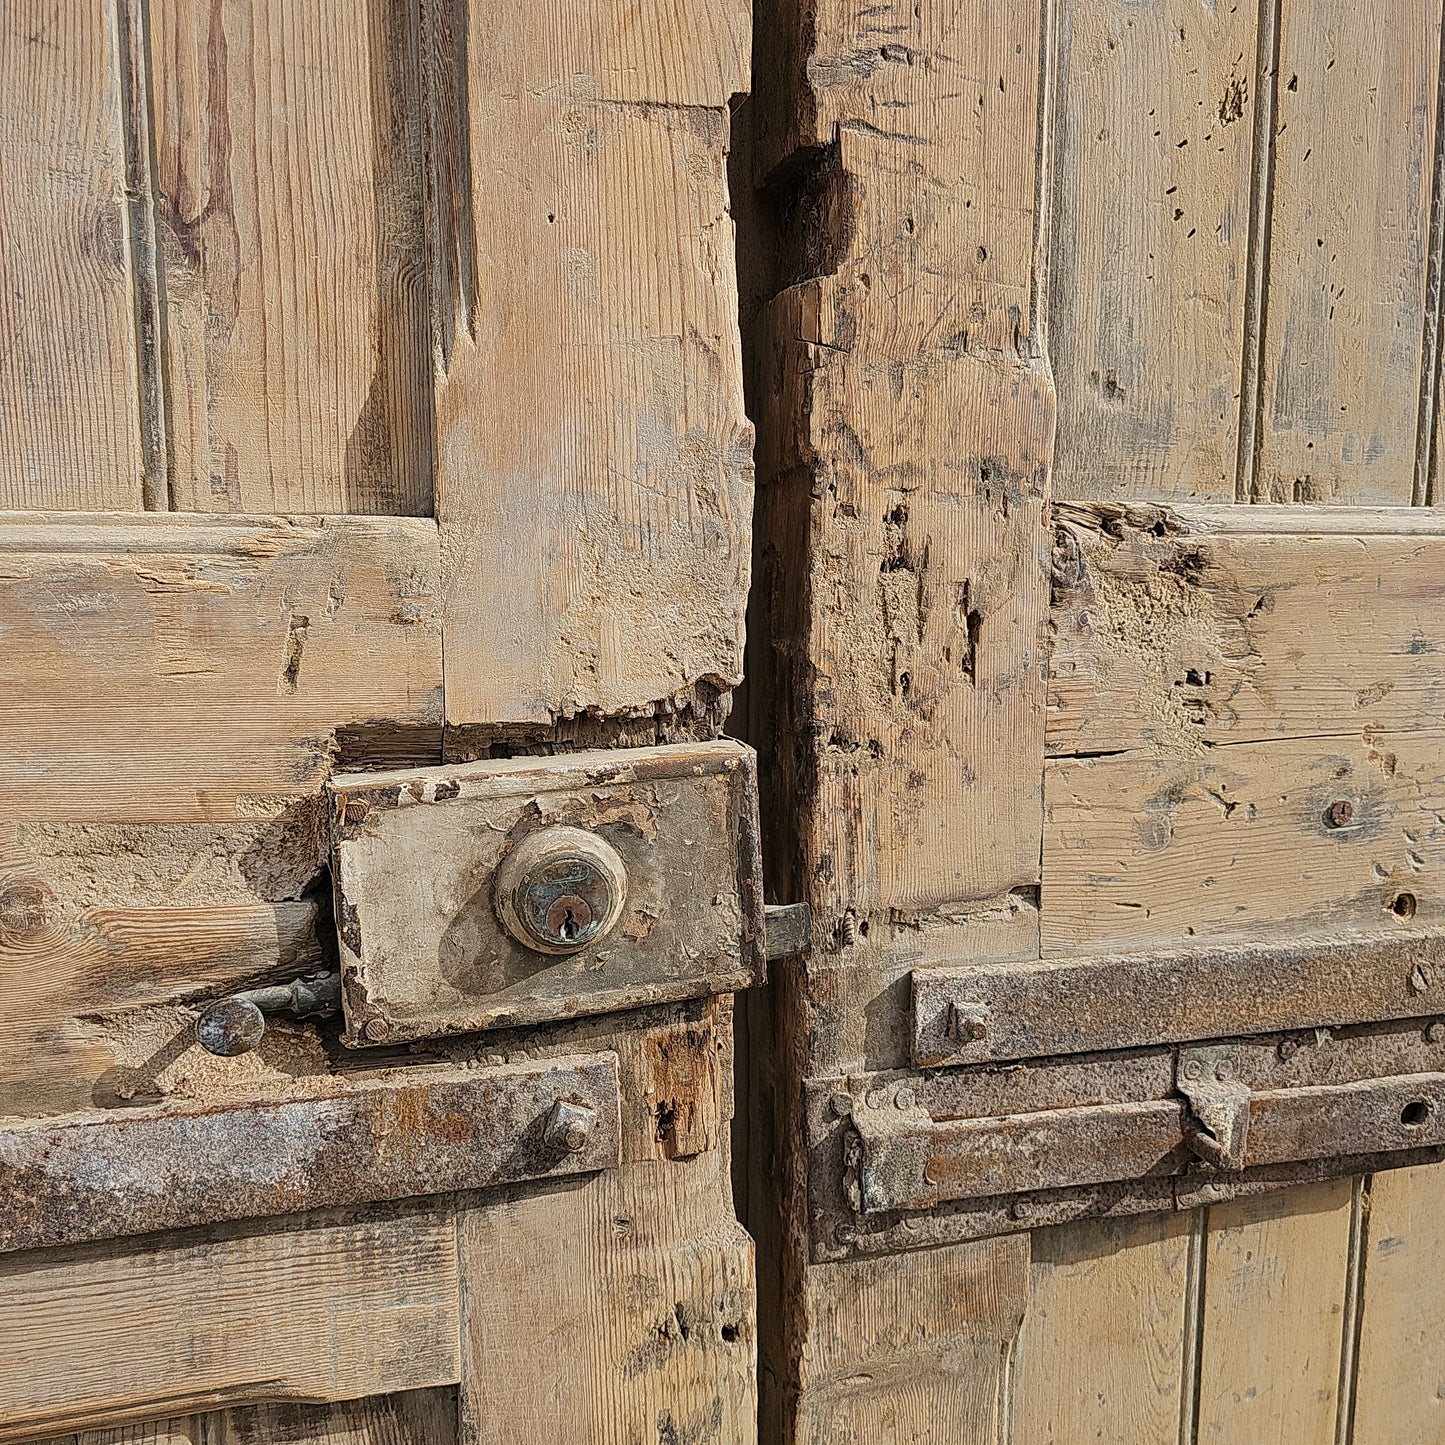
[865,1088,889,1110]
[1325,800,1354,829]
[197,997,266,1056]
[1277,1037,1299,1062]
[1183,1059,1203,1081]
[543,1099,597,1154]
[895,1088,916,1110]
[829,1091,854,1118]
[1427,1023,1445,1044]
[361,1015,391,1044]
[495,826,628,955]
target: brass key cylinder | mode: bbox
[493,825,628,955]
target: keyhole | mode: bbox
[560,908,579,941]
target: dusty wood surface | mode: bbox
[0,1209,461,1442]
[1350,1167,1445,1442]
[0,3,142,512]
[433,0,753,728]
[35,1389,460,1445]
[1049,503,1445,755]
[1048,0,1256,503]
[1044,730,1445,954]
[1012,1211,1195,1444]
[145,1,433,516]
[746,0,1053,1434]
[457,1150,756,1444]
[0,514,442,820]
[1251,0,1441,504]
[1195,1180,1356,1443]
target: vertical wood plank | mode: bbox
[1350,1163,1445,1443]
[1049,0,1257,503]
[147,0,432,515]
[1012,1211,1194,1445]
[456,1154,756,1444]
[1194,1180,1355,1445]
[432,0,753,729]
[1253,0,1442,504]
[0,1,143,510]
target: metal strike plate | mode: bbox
[0,1053,623,1254]
[806,1019,1445,1260]
[328,740,764,1047]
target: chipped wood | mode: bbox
[0,514,443,821]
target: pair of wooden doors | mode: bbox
[2,0,758,1439]
[4,0,1445,1443]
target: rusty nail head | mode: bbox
[1009,1199,1032,1221]
[895,1088,916,1110]
[544,1098,596,1154]
[361,1015,391,1044]
[1428,1023,1445,1044]
[1278,1037,1299,1062]
[865,1088,889,1110]
[1325,800,1354,829]
[1183,1059,1203,1081]
[1215,1061,1232,1081]
[830,1091,854,1118]
[196,997,266,1056]
[834,1224,858,1245]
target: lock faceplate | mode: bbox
[327,740,764,1047]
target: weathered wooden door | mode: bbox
[0,3,760,1440]
[742,0,1445,1441]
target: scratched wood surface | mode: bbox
[1048,0,1256,503]
[433,0,753,730]
[746,0,1052,1435]
[0,513,442,820]
[0,1210,462,1442]
[145,0,432,516]
[1251,0,1441,505]
[0,2,142,511]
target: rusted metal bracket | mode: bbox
[806,1018,1445,1260]
[911,932,1445,1067]
[327,740,764,1046]
[1177,1044,1250,1170]
[0,1053,623,1254]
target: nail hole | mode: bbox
[1392,892,1418,919]
[1401,1100,1432,1127]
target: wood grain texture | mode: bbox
[0,513,442,820]
[0,1209,461,1442]
[147,0,433,515]
[1252,0,1442,504]
[1011,1211,1193,1445]
[1048,503,1445,756]
[456,1152,756,1444]
[794,1236,1029,1445]
[0,1,143,510]
[746,1,1051,1436]
[1048,0,1256,503]
[1043,731,1445,955]
[1350,1163,1445,1443]
[1195,1180,1355,1445]
[433,0,753,726]
[43,1388,458,1445]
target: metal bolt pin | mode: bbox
[544,1099,597,1154]
[1427,1022,1445,1045]
[1325,800,1354,829]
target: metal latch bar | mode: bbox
[911,932,1445,1068]
[0,1053,623,1254]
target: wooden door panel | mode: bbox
[1,0,758,1438]
[0,3,142,512]
[1,1208,461,1443]
[146,0,433,516]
